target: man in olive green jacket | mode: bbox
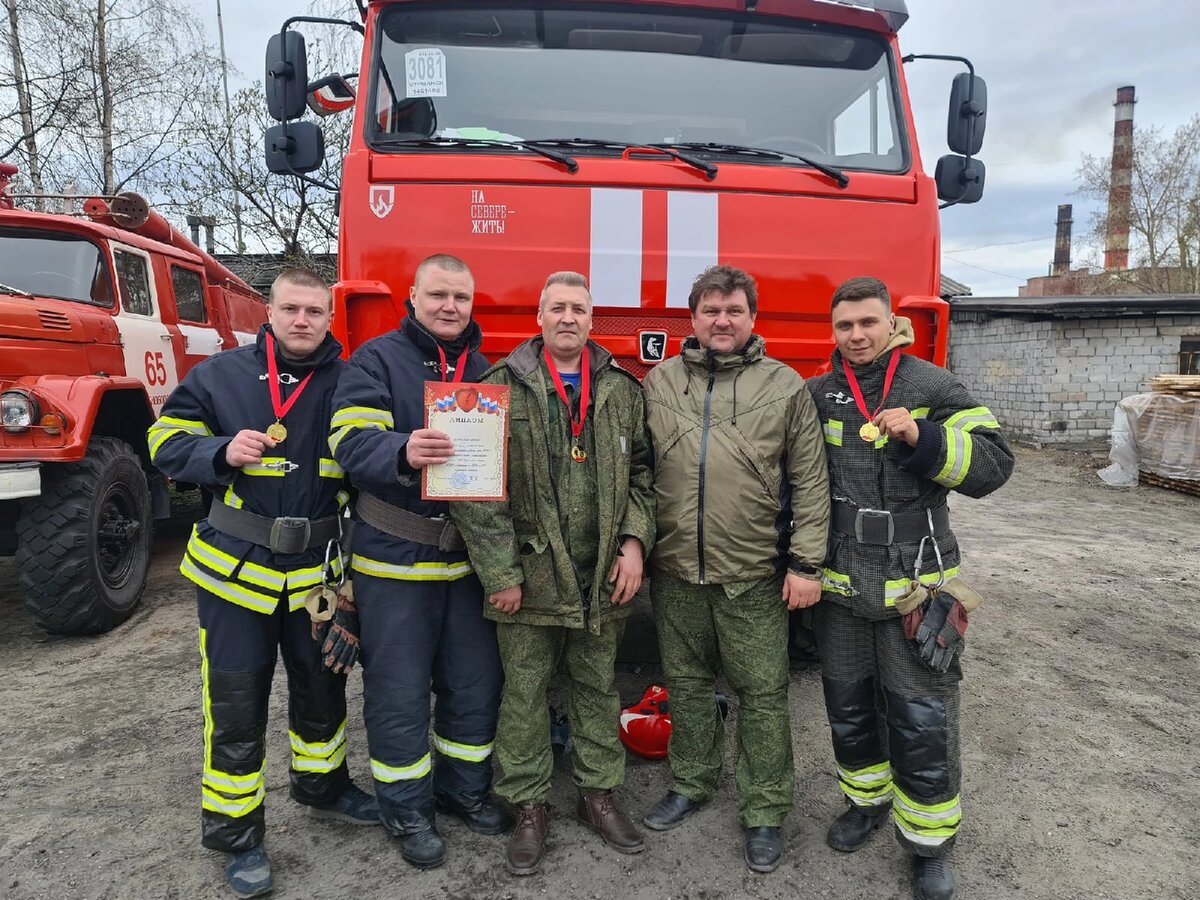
[451,272,655,877]
[642,265,830,874]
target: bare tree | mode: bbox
[1077,115,1200,294]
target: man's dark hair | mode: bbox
[831,276,891,311]
[688,265,758,315]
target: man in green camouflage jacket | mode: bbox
[808,277,1014,900]
[451,271,655,877]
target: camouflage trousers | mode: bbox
[493,618,627,806]
[650,570,793,827]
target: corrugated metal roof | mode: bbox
[949,294,1200,318]
[939,274,972,298]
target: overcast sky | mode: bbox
[188,0,1200,296]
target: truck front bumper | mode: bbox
[0,462,41,500]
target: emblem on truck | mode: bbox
[369,185,394,219]
[638,331,668,365]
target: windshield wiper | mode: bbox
[377,137,579,174]
[524,138,717,180]
[0,281,33,297]
[655,142,848,188]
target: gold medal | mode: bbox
[859,422,880,442]
[266,421,288,442]
[571,446,588,463]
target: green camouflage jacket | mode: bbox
[451,337,655,632]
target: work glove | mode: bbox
[902,590,968,674]
[310,583,361,674]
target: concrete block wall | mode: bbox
[947,313,1200,448]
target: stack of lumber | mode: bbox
[1150,374,1200,397]
[1132,377,1199,496]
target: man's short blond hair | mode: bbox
[269,267,331,307]
[539,271,591,308]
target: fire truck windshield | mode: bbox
[0,228,114,306]
[370,4,908,173]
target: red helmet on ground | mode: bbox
[620,684,672,759]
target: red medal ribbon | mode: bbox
[265,331,316,422]
[544,346,591,442]
[842,349,902,426]
[436,345,470,384]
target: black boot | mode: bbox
[826,803,890,852]
[744,826,783,873]
[398,825,446,870]
[436,794,512,835]
[912,855,956,900]
[642,791,708,831]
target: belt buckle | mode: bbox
[435,517,461,552]
[854,508,894,546]
[270,516,311,554]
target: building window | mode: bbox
[1181,338,1200,375]
[172,267,207,323]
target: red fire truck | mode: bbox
[0,164,266,635]
[264,0,986,371]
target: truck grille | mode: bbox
[37,309,72,331]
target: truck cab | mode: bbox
[0,163,266,634]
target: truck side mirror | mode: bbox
[947,72,987,156]
[936,155,986,204]
[266,31,309,121]
[307,74,357,117]
[265,122,326,175]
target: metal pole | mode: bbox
[216,0,245,253]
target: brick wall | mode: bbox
[947,313,1200,447]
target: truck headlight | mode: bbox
[2,390,39,433]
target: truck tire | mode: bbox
[15,436,153,635]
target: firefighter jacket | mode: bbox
[329,312,489,580]
[148,325,348,614]
[806,318,1015,620]
[643,334,830,585]
[450,337,655,633]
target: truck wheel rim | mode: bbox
[95,485,142,588]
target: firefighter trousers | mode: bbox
[651,571,794,828]
[814,600,963,857]
[197,589,350,853]
[493,618,627,806]
[355,572,502,836]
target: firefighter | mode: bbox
[450,272,656,876]
[328,254,507,869]
[148,269,378,900]
[807,277,1014,900]
[641,265,830,873]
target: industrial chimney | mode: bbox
[1053,204,1073,276]
[1104,85,1136,271]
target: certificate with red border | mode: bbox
[421,383,509,501]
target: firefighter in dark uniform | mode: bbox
[328,254,508,870]
[149,269,379,900]
[807,277,1014,900]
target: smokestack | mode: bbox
[1053,204,1073,276]
[1104,85,1136,271]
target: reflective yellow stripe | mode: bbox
[892,788,961,843]
[432,733,493,763]
[319,457,344,479]
[911,407,931,420]
[934,407,999,489]
[823,419,843,447]
[242,457,288,477]
[943,406,999,431]
[351,556,473,582]
[821,568,853,597]
[336,490,350,510]
[331,406,394,430]
[371,754,432,783]
[202,785,265,817]
[200,628,215,793]
[293,743,348,773]
[147,416,213,459]
[883,567,962,607]
[181,557,278,614]
[290,723,347,759]
[203,767,264,792]
[186,530,286,591]
[222,486,245,509]
[837,761,893,804]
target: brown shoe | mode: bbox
[505,805,546,876]
[576,791,645,854]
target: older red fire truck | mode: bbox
[264,0,985,371]
[0,163,266,634]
